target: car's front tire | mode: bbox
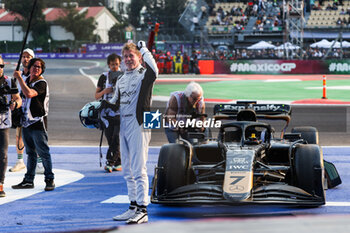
[156,143,190,196]
[293,144,325,202]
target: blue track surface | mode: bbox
[0,146,349,232]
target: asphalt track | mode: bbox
[0,59,349,232]
[1,146,349,233]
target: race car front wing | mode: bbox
[151,181,325,206]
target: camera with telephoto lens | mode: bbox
[0,83,18,113]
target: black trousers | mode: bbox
[104,116,120,166]
[0,128,9,184]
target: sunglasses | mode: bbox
[33,65,42,69]
[0,64,4,68]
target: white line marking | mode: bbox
[264,79,301,82]
[157,78,243,82]
[102,195,350,206]
[78,61,100,87]
[326,202,350,206]
[305,86,350,90]
[102,195,150,204]
[1,168,84,205]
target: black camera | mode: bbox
[0,83,18,113]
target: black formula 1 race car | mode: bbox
[151,101,341,207]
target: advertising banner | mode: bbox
[326,60,350,74]
[85,43,123,54]
[199,59,350,74]
[3,52,350,75]
[229,60,331,74]
[1,53,109,60]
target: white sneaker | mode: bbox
[9,160,26,172]
[113,208,136,221]
[126,210,148,224]
[36,162,45,174]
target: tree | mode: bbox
[128,0,147,28]
[73,0,106,7]
[108,22,129,43]
[45,0,63,7]
[4,0,50,48]
[128,0,186,29]
[55,5,97,42]
[106,4,129,43]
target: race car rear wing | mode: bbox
[213,101,292,138]
[213,101,291,117]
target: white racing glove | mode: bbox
[137,40,148,55]
[137,40,146,50]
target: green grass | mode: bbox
[153,79,350,101]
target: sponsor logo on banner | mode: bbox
[230,62,296,72]
[329,63,350,72]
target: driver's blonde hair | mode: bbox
[122,42,141,56]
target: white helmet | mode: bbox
[79,101,102,129]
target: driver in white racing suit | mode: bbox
[109,41,158,224]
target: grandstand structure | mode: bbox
[285,0,304,59]
[307,1,350,27]
[179,0,350,54]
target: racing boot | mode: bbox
[126,206,148,224]
[113,202,137,221]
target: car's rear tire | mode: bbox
[156,143,190,196]
[291,126,319,144]
[294,144,325,201]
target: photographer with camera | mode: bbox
[164,81,206,143]
[95,53,123,173]
[0,56,22,197]
[12,58,55,192]
[9,48,44,174]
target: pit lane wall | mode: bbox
[198,60,350,74]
